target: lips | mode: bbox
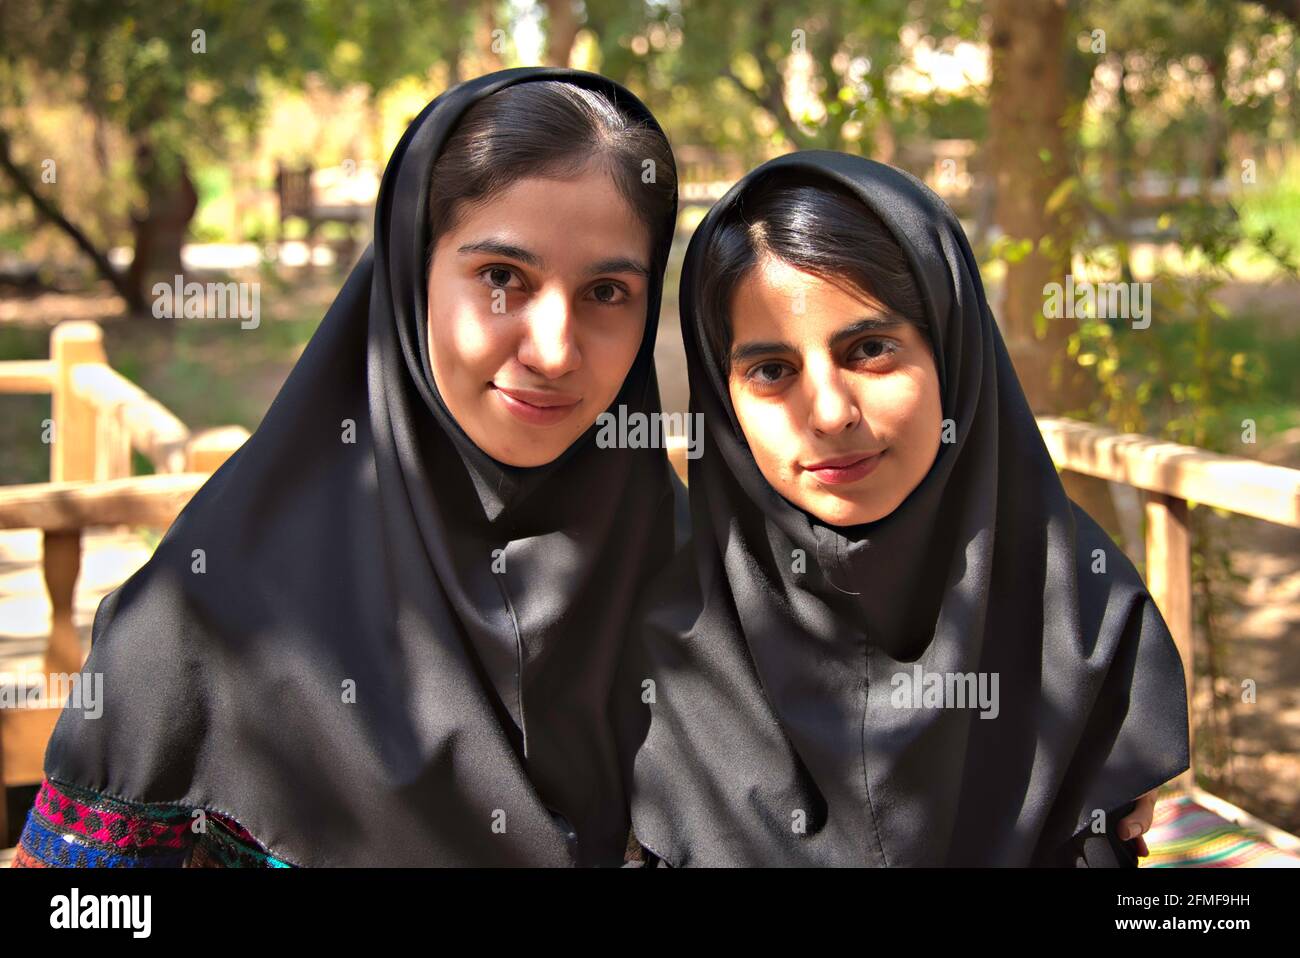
[801,449,887,485]
[491,383,581,427]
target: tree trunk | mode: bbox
[126,136,198,312]
[543,0,579,68]
[1201,51,1228,199]
[988,0,1084,410]
[1114,53,1135,285]
[988,0,1119,535]
[477,0,504,70]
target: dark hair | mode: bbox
[697,171,930,373]
[425,80,676,272]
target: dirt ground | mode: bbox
[1205,475,1300,832]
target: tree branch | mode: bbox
[723,65,807,146]
[0,124,144,310]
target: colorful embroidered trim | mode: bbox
[195,811,292,868]
[11,778,293,868]
[34,777,192,850]
[16,809,187,867]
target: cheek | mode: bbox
[871,366,943,478]
[584,314,646,397]
[428,279,512,378]
[860,367,939,437]
[730,389,803,484]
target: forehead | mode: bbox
[731,256,886,337]
[445,169,650,258]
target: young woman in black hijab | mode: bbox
[13,67,679,868]
[620,152,1190,867]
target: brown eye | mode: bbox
[479,265,524,292]
[851,338,899,364]
[750,362,791,386]
[589,282,628,305]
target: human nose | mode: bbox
[804,355,861,436]
[517,284,581,379]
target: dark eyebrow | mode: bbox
[457,240,542,268]
[828,316,905,349]
[588,257,651,277]
[730,339,794,366]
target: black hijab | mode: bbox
[44,67,678,867]
[620,151,1190,866]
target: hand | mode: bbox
[1117,790,1157,857]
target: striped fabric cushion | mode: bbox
[1143,793,1300,868]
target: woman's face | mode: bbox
[426,167,653,467]
[726,255,943,526]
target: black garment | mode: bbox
[1068,800,1142,868]
[618,151,1189,867]
[43,67,678,867]
[628,822,1139,867]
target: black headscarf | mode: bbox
[620,151,1190,866]
[44,67,678,867]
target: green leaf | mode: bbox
[1044,177,1078,215]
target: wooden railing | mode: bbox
[668,418,1300,798]
[1036,417,1300,794]
[0,320,249,842]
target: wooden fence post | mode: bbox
[50,322,106,482]
[1144,491,1195,791]
[41,529,84,678]
[94,398,132,481]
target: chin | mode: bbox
[488,432,575,468]
[803,492,892,527]
[489,444,559,468]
